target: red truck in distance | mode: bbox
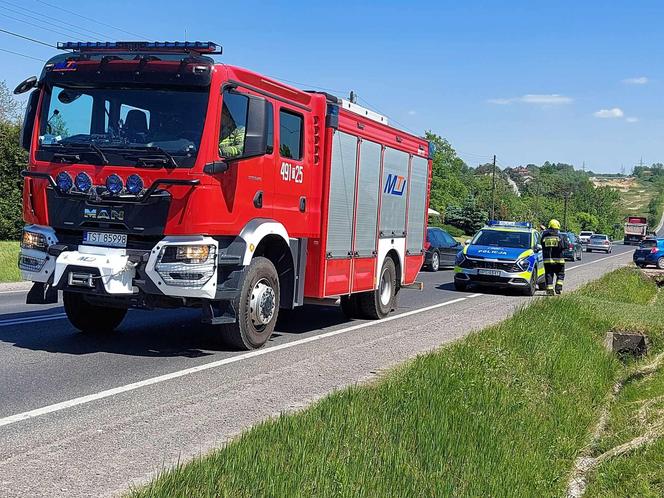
[15,41,433,349]
[624,216,649,245]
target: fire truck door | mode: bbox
[273,106,309,235]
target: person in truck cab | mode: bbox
[219,103,246,158]
[541,219,565,295]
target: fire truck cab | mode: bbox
[16,41,432,349]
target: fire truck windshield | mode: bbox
[37,84,208,168]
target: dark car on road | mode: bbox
[561,232,583,261]
[424,227,462,271]
[633,237,664,269]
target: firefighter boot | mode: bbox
[546,286,555,296]
[555,284,563,295]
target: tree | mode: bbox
[0,81,28,239]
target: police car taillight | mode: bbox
[651,247,659,254]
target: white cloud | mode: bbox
[520,94,573,105]
[407,110,417,116]
[594,108,624,118]
[626,117,639,123]
[623,76,648,85]
[487,94,572,105]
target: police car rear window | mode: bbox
[640,239,657,248]
[472,229,531,249]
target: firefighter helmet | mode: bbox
[548,219,561,230]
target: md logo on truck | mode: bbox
[384,174,407,196]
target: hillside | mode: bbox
[591,176,658,220]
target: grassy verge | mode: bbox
[0,241,20,283]
[131,268,664,498]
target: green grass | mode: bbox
[0,241,20,283]
[130,268,663,498]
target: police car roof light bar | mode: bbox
[487,220,532,228]
[56,41,222,55]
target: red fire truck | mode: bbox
[15,41,432,349]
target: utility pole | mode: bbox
[563,192,570,232]
[491,154,497,220]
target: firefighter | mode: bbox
[219,104,246,158]
[541,219,565,295]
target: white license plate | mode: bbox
[83,231,127,248]
[478,269,501,277]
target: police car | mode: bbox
[454,220,546,295]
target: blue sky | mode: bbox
[0,0,662,173]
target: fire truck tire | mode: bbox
[358,257,396,320]
[63,291,127,333]
[340,294,361,319]
[222,257,280,350]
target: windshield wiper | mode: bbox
[123,146,179,168]
[46,142,109,165]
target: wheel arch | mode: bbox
[385,248,402,289]
[238,219,303,310]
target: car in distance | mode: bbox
[561,232,583,261]
[586,234,612,253]
[633,237,664,269]
[424,227,463,271]
[579,230,594,246]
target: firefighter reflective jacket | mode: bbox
[541,228,565,264]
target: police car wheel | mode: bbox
[454,280,467,292]
[657,257,664,270]
[429,252,440,272]
[523,273,536,296]
[222,257,280,350]
[63,291,127,334]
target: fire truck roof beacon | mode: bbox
[57,41,222,54]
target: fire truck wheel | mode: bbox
[358,257,396,319]
[63,291,127,333]
[340,294,360,319]
[223,256,280,350]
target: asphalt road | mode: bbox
[0,244,635,497]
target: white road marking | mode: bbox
[567,251,627,272]
[0,297,470,428]
[0,313,66,327]
[0,249,632,428]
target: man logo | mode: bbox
[383,174,407,196]
[83,208,125,221]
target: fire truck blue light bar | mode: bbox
[56,41,221,54]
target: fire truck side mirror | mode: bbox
[19,90,40,152]
[204,160,229,174]
[242,95,270,158]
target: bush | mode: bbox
[0,119,26,240]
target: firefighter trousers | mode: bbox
[544,263,565,293]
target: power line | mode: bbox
[0,1,112,40]
[0,12,78,39]
[34,0,149,40]
[356,95,419,136]
[0,46,43,61]
[0,27,55,48]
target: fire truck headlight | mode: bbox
[105,174,124,195]
[176,245,211,263]
[75,172,92,193]
[155,245,217,287]
[21,229,48,251]
[55,172,73,192]
[126,174,144,195]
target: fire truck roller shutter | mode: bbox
[376,147,410,285]
[406,156,428,255]
[326,131,358,259]
[354,139,382,257]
